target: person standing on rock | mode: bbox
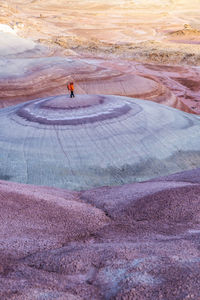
[67,82,75,98]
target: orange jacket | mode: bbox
[68,83,74,91]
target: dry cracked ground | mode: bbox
[0,0,200,299]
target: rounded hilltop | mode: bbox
[0,168,200,299]
[0,94,200,190]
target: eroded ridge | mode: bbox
[0,168,200,299]
[0,94,200,190]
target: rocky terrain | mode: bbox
[1,94,200,190]
[1,0,200,64]
[1,0,200,112]
[0,0,200,299]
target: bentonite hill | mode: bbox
[0,0,200,299]
[1,94,200,190]
[0,169,200,299]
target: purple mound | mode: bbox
[0,168,200,299]
[16,94,132,125]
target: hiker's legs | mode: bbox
[71,91,75,97]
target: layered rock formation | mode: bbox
[1,0,200,65]
[0,24,48,58]
[0,168,200,299]
[0,94,200,190]
[0,1,200,299]
[0,52,193,113]
[0,23,197,113]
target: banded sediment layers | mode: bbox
[0,55,192,113]
[0,24,197,113]
[1,2,200,113]
[0,94,200,190]
[0,1,200,299]
[0,168,200,299]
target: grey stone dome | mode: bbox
[0,94,200,190]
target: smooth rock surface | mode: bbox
[0,94,200,190]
